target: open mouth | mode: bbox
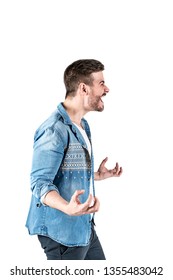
[100,93,106,103]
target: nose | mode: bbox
[105,85,109,93]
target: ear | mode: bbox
[79,83,88,95]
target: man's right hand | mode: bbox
[43,189,100,216]
[66,190,100,216]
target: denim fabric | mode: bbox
[26,103,95,246]
[37,223,106,260]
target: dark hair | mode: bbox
[64,59,104,98]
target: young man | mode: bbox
[26,59,122,260]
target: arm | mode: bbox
[31,128,99,216]
[43,189,100,216]
[94,157,123,181]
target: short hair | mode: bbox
[64,59,104,98]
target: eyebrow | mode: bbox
[99,80,105,84]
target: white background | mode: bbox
[1,0,173,279]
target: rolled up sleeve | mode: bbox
[30,127,65,202]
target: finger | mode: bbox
[71,189,85,203]
[103,157,108,163]
[99,157,108,168]
[115,162,119,170]
[118,167,123,176]
[114,163,122,173]
[84,194,94,208]
[80,194,95,213]
[114,166,123,176]
[91,196,100,210]
[85,197,100,214]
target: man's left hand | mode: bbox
[94,157,123,180]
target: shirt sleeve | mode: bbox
[30,127,65,203]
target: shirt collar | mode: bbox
[57,102,91,139]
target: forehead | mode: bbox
[92,71,104,83]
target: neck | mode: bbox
[63,97,85,127]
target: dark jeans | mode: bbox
[38,225,106,260]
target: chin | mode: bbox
[96,106,104,112]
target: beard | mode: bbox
[88,96,104,112]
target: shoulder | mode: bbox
[33,109,68,145]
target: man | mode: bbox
[26,59,122,260]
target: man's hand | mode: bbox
[95,157,123,180]
[66,190,100,216]
[44,190,100,216]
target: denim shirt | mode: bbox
[25,103,95,246]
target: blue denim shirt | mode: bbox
[25,103,95,246]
